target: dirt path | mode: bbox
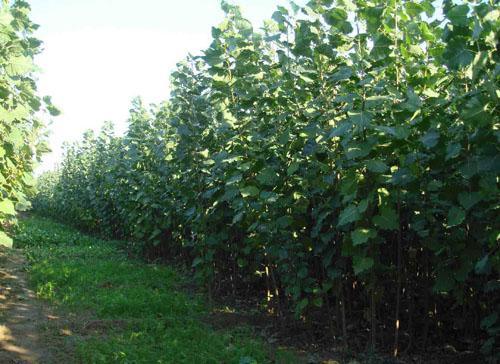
[0,246,54,364]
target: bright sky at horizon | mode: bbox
[30,0,303,173]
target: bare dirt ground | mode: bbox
[0,246,55,364]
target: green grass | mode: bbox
[15,215,297,364]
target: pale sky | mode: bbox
[30,0,305,173]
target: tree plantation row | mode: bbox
[29,0,500,360]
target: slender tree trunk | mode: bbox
[394,190,403,357]
[370,287,376,353]
[405,274,414,354]
[264,264,272,312]
[269,263,281,318]
[421,251,431,350]
[324,289,336,344]
[341,280,347,345]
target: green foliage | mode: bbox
[15,216,294,363]
[0,0,54,245]
[0,230,12,247]
[34,0,499,357]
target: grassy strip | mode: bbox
[14,215,297,364]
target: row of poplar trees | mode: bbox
[35,0,499,359]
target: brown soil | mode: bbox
[0,247,55,364]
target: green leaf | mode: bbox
[388,168,414,186]
[363,6,383,33]
[357,198,369,213]
[276,216,293,229]
[198,149,209,158]
[191,257,203,268]
[222,109,237,128]
[43,96,61,116]
[366,159,389,173]
[481,337,495,356]
[374,125,410,139]
[353,256,374,275]
[296,298,308,313]
[226,174,242,185]
[323,8,352,33]
[419,22,436,41]
[6,55,33,76]
[22,173,35,187]
[287,162,299,176]
[421,1,435,17]
[330,67,352,82]
[370,34,392,60]
[420,130,439,148]
[351,228,376,246]
[445,143,461,160]
[7,128,24,148]
[345,144,371,160]
[297,266,308,279]
[0,199,16,216]
[405,2,424,17]
[240,186,259,198]
[403,90,422,112]
[237,258,247,268]
[0,8,14,26]
[328,121,351,138]
[365,95,391,109]
[271,10,286,25]
[475,255,491,275]
[256,168,278,186]
[232,211,244,224]
[2,105,29,122]
[423,88,440,98]
[480,313,498,330]
[459,158,480,179]
[312,296,323,307]
[458,192,482,210]
[0,231,13,248]
[373,206,399,230]
[461,96,490,126]
[443,37,473,70]
[298,74,314,84]
[235,18,253,37]
[447,4,469,27]
[340,172,358,196]
[337,204,360,227]
[239,356,257,364]
[348,111,372,127]
[447,206,465,227]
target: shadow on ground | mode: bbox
[0,247,54,364]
